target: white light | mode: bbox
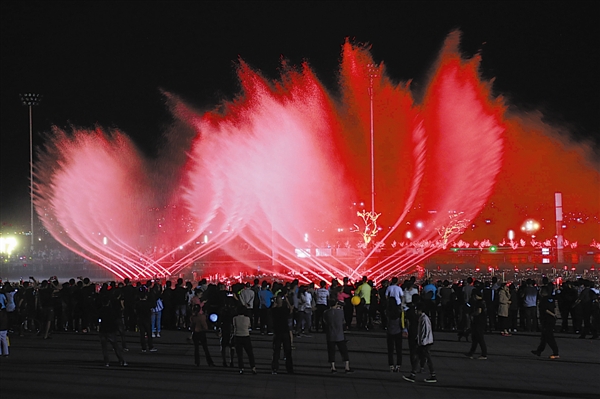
[405,231,413,239]
[203,235,208,244]
[0,237,18,255]
[103,237,108,245]
[508,230,515,240]
[304,233,309,242]
[416,221,423,229]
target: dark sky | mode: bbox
[1,1,599,227]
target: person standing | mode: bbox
[150,282,163,338]
[385,277,404,307]
[218,298,236,367]
[233,307,256,374]
[385,297,403,372]
[342,277,354,330]
[98,296,127,367]
[354,276,372,330]
[498,283,512,336]
[0,291,9,357]
[483,281,498,332]
[314,281,329,333]
[271,293,294,374]
[465,289,488,359]
[238,283,255,330]
[323,300,353,373]
[522,279,539,332]
[403,302,436,383]
[531,285,560,359]
[258,282,273,335]
[135,288,157,353]
[190,303,215,367]
[297,285,313,336]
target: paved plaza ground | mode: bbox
[1,327,598,399]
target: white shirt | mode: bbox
[385,285,404,305]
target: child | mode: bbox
[403,302,436,383]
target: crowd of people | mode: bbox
[0,273,598,382]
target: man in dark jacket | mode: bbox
[531,285,559,359]
[98,296,127,366]
[136,288,157,352]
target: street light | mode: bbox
[19,93,42,252]
[367,64,378,214]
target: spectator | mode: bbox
[98,296,127,367]
[531,285,559,359]
[190,302,215,367]
[385,296,403,372]
[498,283,511,336]
[403,301,436,383]
[465,289,488,360]
[271,292,294,374]
[233,306,256,374]
[135,288,157,353]
[323,300,353,373]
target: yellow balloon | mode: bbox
[351,296,361,306]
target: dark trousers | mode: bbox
[509,308,518,331]
[272,332,293,373]
[559,302,573,332]
[327,340,349,362]
[234,335,255,369]
[386,333,403,366]
[524,306,538,332]
[580,304,593,336]
[192,331,214,365]
[411,344,434,375]
[260,308,272,333]
[343,303,353,329]
[252,308,260,330]
[468,327,487,356]
[537,322,559,355]
[100,332,124,364]
[357,304,371,328]
[117,317,128,349]
[315,304,327,332]
[441,302,455,330]
[138,318,153,350]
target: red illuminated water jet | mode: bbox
[34,32,600,282]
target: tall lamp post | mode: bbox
[367,64,378,214]
[19,93,42,252]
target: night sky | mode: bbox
[1,1,599,228]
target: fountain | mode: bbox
[33,32,599,282]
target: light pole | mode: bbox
[367,64,378,214]
[19,93,42,252]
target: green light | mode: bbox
[451,248,458,252]
[489,246,497,252]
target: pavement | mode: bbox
[1,326,598,399]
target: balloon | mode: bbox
[351,296,361,306]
